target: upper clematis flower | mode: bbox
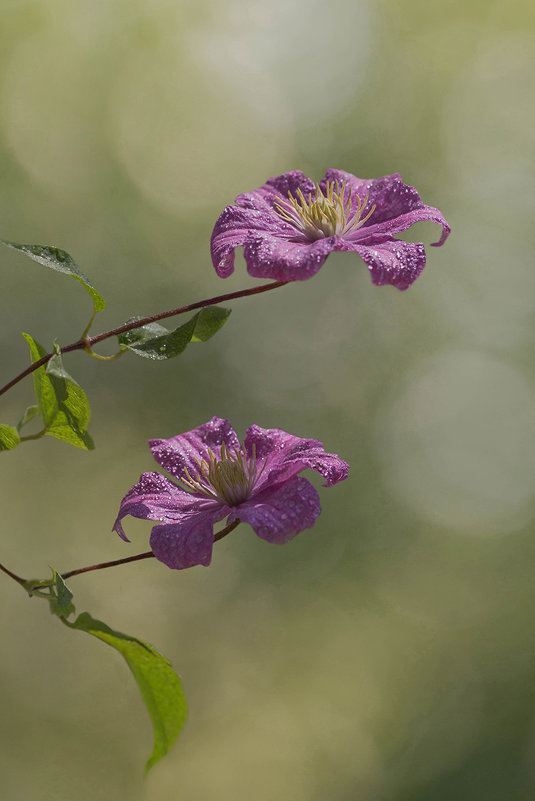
[113,417,349,570]
[211,169,450,290]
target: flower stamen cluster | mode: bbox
[114,417,350,569]
[181,442,265,507]
[273,180,375,241]
[211,168,450,289]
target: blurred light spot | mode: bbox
[0,0,38,10]
[109,44,292,217]
[152,600,384,799]
[375,349,535,533]
[443,35,535,215]
[423,220,535,349]
[373,546,504,629]
[388,686,484,788]
[2,35,102,198]
[191,0,373,131]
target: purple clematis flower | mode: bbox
[113,417,349,570]
[211,168,450,290]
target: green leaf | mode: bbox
[22,568,76,618]
[0,424,20,450]
[23,333,57,426]
[16,404,39,432]
[0,240,105,313]
[22,334,95,450]
[54,571,74,610]
[48,570,76,618]
[71,612,187,771]
[117,307,231,360]
[190,306,231,342]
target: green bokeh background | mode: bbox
[1,1,535,798]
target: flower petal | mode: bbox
[235,170,317,215]
[243,234,335,281]
[231,476,320,544]
[150,511,224,569]
[320,169,450,247]
[211,204,287,278]
[112,471,209,542]
[245,425,349,488]
[355,239,427,290]
[149,416,240,482]
[211,172,316,278]
[319,167,378,199]
[211,169,449,285]
[263,170,317,199]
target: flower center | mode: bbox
[181,442,264,507]
[273,180,375,241]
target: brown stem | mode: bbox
[1,516,241,590]
[0,562,27,585]
[0,280,287,398]
[61,519,241,580]
[88,282,286,345]
[61,550,155,579]
[213,519,240,542]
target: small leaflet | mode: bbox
[117,306,231,360]
[16,405,39,432]
[0,240,105,313]
[23,334,95,450]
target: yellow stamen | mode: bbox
[180,442,265,507]
[274,180,375,241]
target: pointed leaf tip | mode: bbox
[117,306,231,360]
[71,612,187,770]
[1,240,105,312]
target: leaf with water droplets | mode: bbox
[0,240,105,313]
[117,306,231,360]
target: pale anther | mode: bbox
[274,180,375,242]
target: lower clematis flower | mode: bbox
[211,168,450,290]
[113,417,349,569]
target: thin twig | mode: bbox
[0,562,27,585]
[0,280,287,398]
[213,519,240,542]
[88,282,287,345]
[60,519,241,580]
[61,551,155,579]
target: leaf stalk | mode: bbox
[0,281,287,398]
